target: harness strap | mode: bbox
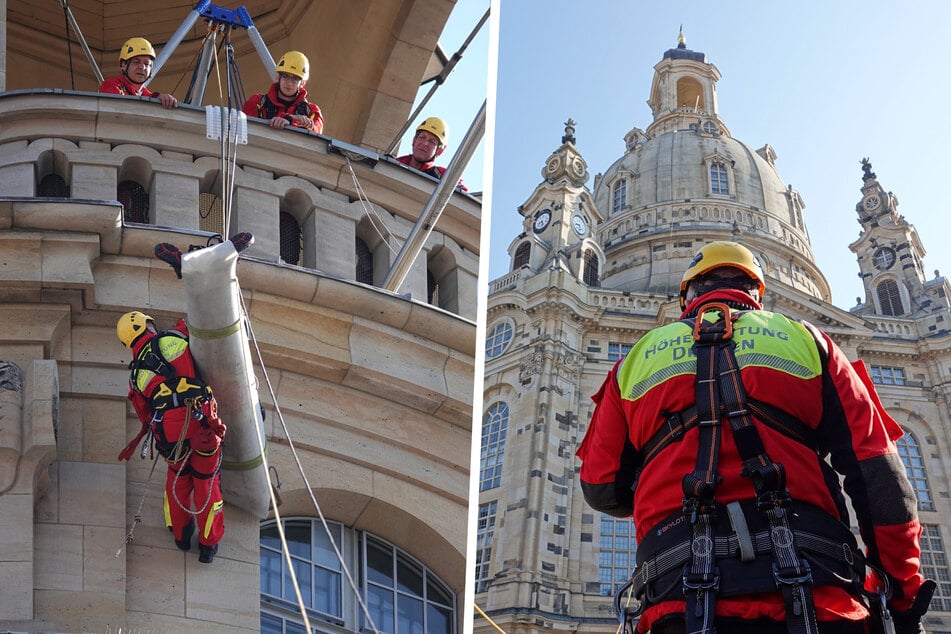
[259,93,312,121]
[701,303,820,634]
[681,308,726,634]
[631,503,864,601]
[647,399,819,469]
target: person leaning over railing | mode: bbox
[99,37,178,110]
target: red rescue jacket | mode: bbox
[577,289,925,631]
[242,83,324,133]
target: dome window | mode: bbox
[612,179,627,214]
[710,162,729,195]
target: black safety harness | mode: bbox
[619,302,871,634]
[257,93,313,123]
[129,329,213,459]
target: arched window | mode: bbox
[280,212,303,265]
[356,238,374,284]
[117,180,149,223]
[37,174,69,197]
[480,402,509,492]
[599,515,637,597]
[475,501,498,592]
[612,179,627,214]
[583,249,600,287]
[513,242,530,269]
[260,518,456,634]
[877,279,904,316]
[710,162,729,195]
[484,322,513,359]
[897,430,935,511]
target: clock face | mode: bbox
[864,195,881,211]
[571,157,586,178]
[571,214,588,237]
[533,209,551,233]
[873,246,896,270]
[545,156,561,175]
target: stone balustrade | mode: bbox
[0,90,481,320]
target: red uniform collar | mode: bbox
[680,289,763,319]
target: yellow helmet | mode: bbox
[116,311,154,348]
[416,117,448,145]
[120,37,156,62]
[276,51,310,80]
[680,241,765,309]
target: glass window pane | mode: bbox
[261,549,283,597]
[284,520,311,559]
[261,524,282,551]
[426,603,452,634]
[398,594,424,634]
[314,566,342,617]
[427,575,452,607]
[398,555,425,596]
[367,585,395,633]
[367,537,395,586]
[261,612,284,634]
[285,621,308,634]
[285,557,313,607]
[314,523,342,570]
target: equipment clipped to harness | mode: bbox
[620,302,867,634]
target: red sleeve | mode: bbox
[306,103,324,134]
[128,386,153,424]
[577,361,638,517]
[820,332,925,611]
[242,94,263,119]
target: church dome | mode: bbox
[590,38,830,303]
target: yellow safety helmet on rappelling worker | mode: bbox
[120,37,156,62]
[276,51,310,81]
[416,117,448,146]
[116,311,155,348]
[679,241,766,309]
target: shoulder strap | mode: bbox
[692,303,820,634]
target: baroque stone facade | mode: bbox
[477,41,951,634]
[0,2,479,630]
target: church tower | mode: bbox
[477,34,951,634]
[850,158,951,327]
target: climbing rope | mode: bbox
[238,292,383,634]
[345,157,400,258]
[114,450,162,559]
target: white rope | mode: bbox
[238,291,382,634]
[204,36,320,633]
[345,157,400,257]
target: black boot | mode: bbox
[174,520,195,551]
[198,543,218,564]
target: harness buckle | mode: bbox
[683,569,720,592]
[772,559,813,587]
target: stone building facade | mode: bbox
[0,2,480,632]
[476,40,951,633]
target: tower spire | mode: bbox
[678,24,686,49]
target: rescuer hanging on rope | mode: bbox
[99,37,178,109]
[117,311,226,564]
[577,241,935,634]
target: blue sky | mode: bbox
[486,1,951,310]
